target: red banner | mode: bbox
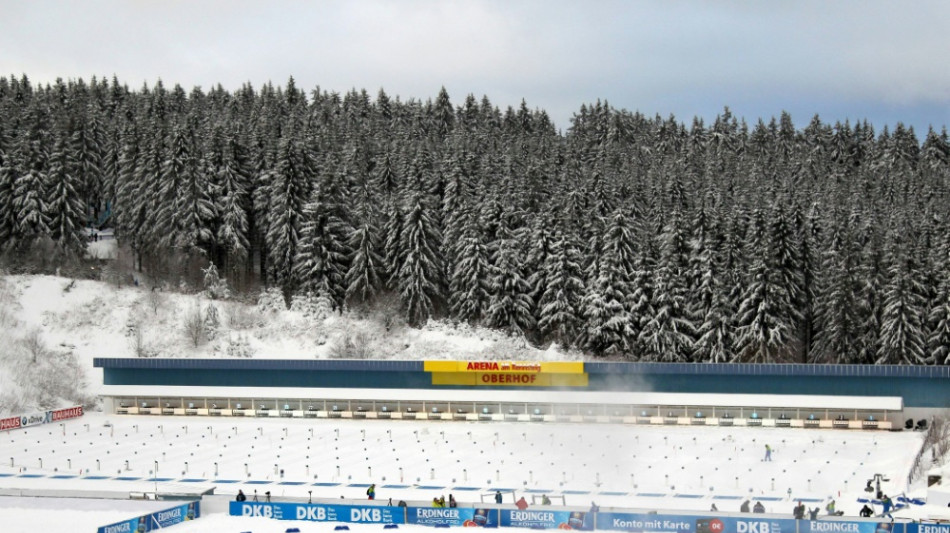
[52,406,84,421]
[0,416,21,431]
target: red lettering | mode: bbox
[51,406,84,422]
[467,362,501,371]
[0,417,21,431]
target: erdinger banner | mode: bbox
[910,524,950,533]
[501,509,583,529]
[230,501,404,524]
[96,501,198,533]
[407,506,499,527]
[0,406,83,432]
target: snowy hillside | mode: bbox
[0,273,580,415]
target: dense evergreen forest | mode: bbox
[1,74,949,365]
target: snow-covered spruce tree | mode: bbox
[396,194,443,326]
[434,86,455,140]
[69,104,104,224]
[294,185,351,309]
[344,205,384,307]
[876,239,928,364]
[201,262,231,300]
[854,218,887,365]
[581,208,637,356]
[46,130,87,258]
[265,128,312,295]
[767,202,805,358]
[172,118,216,254]
[793,204,822,363]
[537,230,585,348]
[449,208,491,323]
[372,150,400,198]
[691,245,732,363]
[211,129,251,272]
[580,233,635,356]
[927,252,950,365]
[381,198,404,289]
[0,140,18,250]
[11,116,51,252]
[811,226,863,363]
[639,211,694,362]
[486,221,535,336]
[523,212,555,327]
[733,210,796,363]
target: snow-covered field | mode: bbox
[0,411,935,532]
[0,272,945,531]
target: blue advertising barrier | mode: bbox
[595,513,907,533]
[96,501,199,533]
[228,503,915,533]
[407,506,499,527]
[909,524,950,533]
[230,501,404,524]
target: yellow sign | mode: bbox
[424,361,588,387]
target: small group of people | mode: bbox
[431,494,457,508]
[740,500,765,513]
[792,501,820,520]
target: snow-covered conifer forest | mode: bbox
[1,74,949,367]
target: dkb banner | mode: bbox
[407,506,499,527]
[96,501,198,533]
[230,501,404,524]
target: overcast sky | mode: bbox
[4,1,949,135]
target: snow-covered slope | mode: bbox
[0,274,580,414]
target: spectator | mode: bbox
[753,501,766,514]
[495,491,503,504]
[711,504,718,512]
[541,494,551,505]
[859,504,873,517]
[740,500,751,513]
[516,497,529,510]
[367,484,376,500]
[235,490,247,502]
[809,508,819,520]
[794,501,805,520]
[449,494,457,508]
[826,500,836,515]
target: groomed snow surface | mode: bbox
[0,412,932,532]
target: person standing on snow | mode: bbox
[764,444,772,461]
[880,495,894,520]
